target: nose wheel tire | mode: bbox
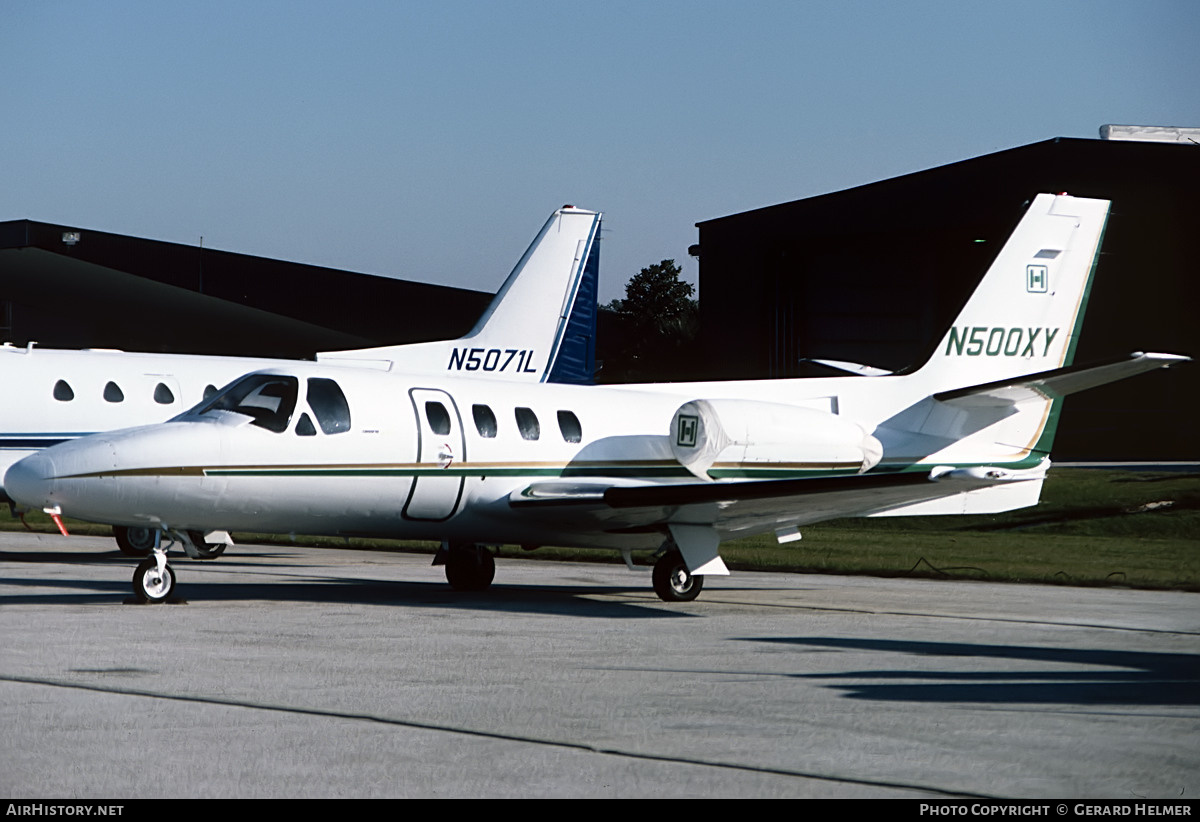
[114,526,155,557]
[133,558,176,603]
[652,550,703,602]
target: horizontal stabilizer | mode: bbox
[934,352,1190,408]
[801,358,895,376]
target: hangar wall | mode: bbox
[694,137,1198,460]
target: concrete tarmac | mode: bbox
[2,531,1197,799]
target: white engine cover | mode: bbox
[669,399,883,479]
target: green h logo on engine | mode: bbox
[677,415,698,448]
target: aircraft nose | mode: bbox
[5,451,58,509]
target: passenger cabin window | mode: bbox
[515,407,540,441]
[103,382,124,403]
[557,410,582,443]
[472,404,497,438]
[154,383,175,404]
[53,380,74,402]
[203,385,219,401]
[197,374,298,433]
[307,378,351,434]
[425,401,452,436]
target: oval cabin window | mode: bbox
[515,407,540,441]
[557,410,582,443]
[472,404,498,438]
[103,382,125,403]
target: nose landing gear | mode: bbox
[125,528,202,603]
[131,528,177,603]
[132,554,176,603]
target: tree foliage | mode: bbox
[602,259,699,381]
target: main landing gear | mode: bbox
[439,543,496,592]
[652,549,703,602]
[114,525,156,557]
[432,529,722,603]
[114,526,228,560]
[434,542,709,602]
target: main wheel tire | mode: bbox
[114,526,155,557]
[445,544,496,592]
[186,530,227,560]
[132,558,176,603]
[652,550,703,602]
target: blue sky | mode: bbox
[2,1,1196,303]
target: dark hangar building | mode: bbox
[694,132,1199,461]
[0,220,492,358]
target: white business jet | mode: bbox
[1,205,602,555]
[5,194,1188,603]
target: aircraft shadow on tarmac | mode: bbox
[0,551,694,619]
[746,637,1200,708]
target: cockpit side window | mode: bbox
[307,378,351,435]
[296,413,317,437]
[196,374,299,433]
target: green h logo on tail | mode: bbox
[1026,264,1048,293]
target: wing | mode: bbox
[509,464,1042,542]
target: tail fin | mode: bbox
[884,193,1188,474]
[317,206,602,383]
[914,192,1110,392]
[885,194,1108,469]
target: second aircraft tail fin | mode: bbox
[317,205,602,383]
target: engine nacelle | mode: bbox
[669,399,883,480]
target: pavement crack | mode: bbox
[2,673,995,798]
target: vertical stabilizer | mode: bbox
[883,193,1111,472]
[914,193,1110,391]
[317,206,602,383]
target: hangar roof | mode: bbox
[0,220,490,358]
[697,137,1195,233]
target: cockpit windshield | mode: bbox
[194,374,299,433]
